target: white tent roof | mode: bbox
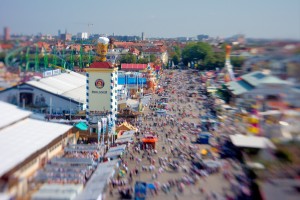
[105,144,127,158]
[26,71,86,104]
[0,101,31,129]
[32,184,83,200]
[0,117,72,176]
[76,160,118,200]
[230,134,276,149]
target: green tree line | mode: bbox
[181,42,246,70]
[119,53,156,64]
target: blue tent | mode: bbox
[197,132,212,144]
[135,181,147,200]
[147,183,156,190]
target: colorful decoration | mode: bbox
[95,37,109,62]
[247,107,260,135]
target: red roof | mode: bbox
[0,43,14,49]
[89,62,113,69]
[266,101,289,110]
[143,46,167,53]
[121,64,147,70]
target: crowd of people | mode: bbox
[105,69,256,200]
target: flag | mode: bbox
[102,117,107,134]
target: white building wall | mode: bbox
[0,84,82,114]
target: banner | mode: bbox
[107,115,113,134]
[97,121,102,143]
[102,117,107,134]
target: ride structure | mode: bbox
[215,45,236,83]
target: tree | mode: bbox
[213,52,225,70]
[137,58,148,64]
[120,53,137,64]
[171,54,180,65]
[149,54,156,63]
[173,46,181,57]
[182,42,213,66]
[231,56,246,69]
[169,45,181,65]
[0,52,6,62]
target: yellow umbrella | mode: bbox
[201,149,208,155]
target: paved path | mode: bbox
[105,70,235,200]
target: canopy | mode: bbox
[147,183,156,190]
[116,122,137,132]
[75,122,88,131]
[51,157,95,165]
[115,137,134,145]
[76,160,119,200]
[105,144,127,159]
[142,136,158,143]
[32,184,84,200]
[246,162,265,170]
[230,134,276,149]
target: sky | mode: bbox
[0,0,300,39]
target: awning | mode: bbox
[75,122,88,131]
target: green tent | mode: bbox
[75,122,88,131]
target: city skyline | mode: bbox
[0,0,300,40]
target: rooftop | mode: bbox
[0,101,72,177]
[88,62,114,69]
[26,70,86,104]
[241,71,289,87]
[0,101,31,130]
[230,134,276,149]
[226,80,254,95]
[75,160,118,200]
[121,63,147,70]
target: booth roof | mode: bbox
[116,122,137,132]
[105,145,127,158]
[75,122,88,131]
[121,63,147,70]
[32,184,83,200]
[76,160,119,200]
[230,134,276,149]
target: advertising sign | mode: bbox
[88,72,111,117]
[43,70,53,77]
[52,69,61,75]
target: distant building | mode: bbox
[0,70,86,115]
[226,71,300,109]
[0,101,74,199]
[60,33,72,41]
[142,46,169,65]
[77,32,89,40]
[109,35,140,42]
[4,27,10,41]
[141,32,145,41]
[197,34,209,41]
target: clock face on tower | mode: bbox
[95,79,105,89]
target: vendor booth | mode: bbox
[196,132,212,144]
[115,130,135,145]
[142,135,158,149]
[104,144,127,161]
[116,122,137,133]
